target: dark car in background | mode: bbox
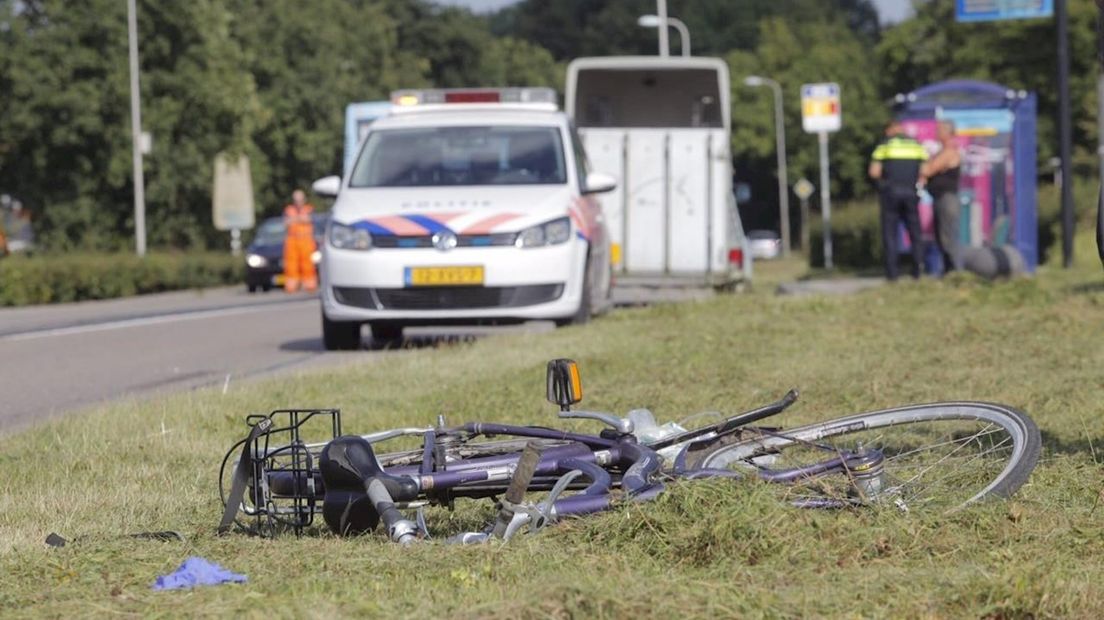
[244,214,328,292]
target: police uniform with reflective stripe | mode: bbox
[872,134,928,280]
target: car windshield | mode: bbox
[252,219,285,246]
[349,126,567,188]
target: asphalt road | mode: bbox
[0,279,715,434]
[0,286,550,434]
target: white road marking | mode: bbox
[0,299,317,342]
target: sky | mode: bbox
[431,0,918,24]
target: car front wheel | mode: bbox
[555,259,592,327]
[322,313,361,350]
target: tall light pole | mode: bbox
[744,76,791,256]
[127,0,147,256]
[1097,0,1104,268]
[638,14,691,57]
[656,0,669,57]
[1057,0,1073,267]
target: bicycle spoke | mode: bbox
[706,410,1031,510]
[883,424,1000,463]
[894,435,1014,501]
[894,431,1011,490]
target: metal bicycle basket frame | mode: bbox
[220,408,341,536]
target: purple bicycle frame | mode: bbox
[375,422,875,518]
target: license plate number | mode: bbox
[405,266,484,287]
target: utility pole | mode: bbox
[127,0,147,256]
[656,0,670,57]
[1097,0,1104,267]
[1057,0,1073,267]
[744,76,790,255]
[637,15,691,57]
[770,82,789,256]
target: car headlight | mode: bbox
[329,221,372,250]
[311,250,322,264]
[245,254,268,268]
[516,217,572,249]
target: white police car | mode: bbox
[312,88,616,350]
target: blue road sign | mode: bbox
[955,0,1053,22]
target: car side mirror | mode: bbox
[312,175,342,197]
[582,172,617,195]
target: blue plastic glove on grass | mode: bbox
[152,556,247,590]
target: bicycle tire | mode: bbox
[693,401,1041,510]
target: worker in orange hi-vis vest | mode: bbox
[283,189,318,292]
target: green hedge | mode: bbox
[808,199,883,270]
[0,252,242,306]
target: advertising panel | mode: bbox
[898,109,1015,267]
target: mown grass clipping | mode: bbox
[2,233,1103,618]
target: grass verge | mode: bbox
[2,235,1104,618]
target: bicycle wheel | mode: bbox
[693,402,1041,511]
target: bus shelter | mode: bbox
[895,80,1038,272]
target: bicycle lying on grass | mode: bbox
[219,360,1042,544]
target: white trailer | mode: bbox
[565,56,751,289]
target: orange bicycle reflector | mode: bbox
[569,363,582,402]
[546,359,583,410]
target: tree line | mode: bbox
[0,0,1097,250]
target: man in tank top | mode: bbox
[921,121,963,272]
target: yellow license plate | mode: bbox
[405,266,484,287]
[273,274,286,285]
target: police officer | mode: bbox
[868,121,929,280]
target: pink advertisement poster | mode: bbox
[899,110,1015,254]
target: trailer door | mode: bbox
[667,130,711,273]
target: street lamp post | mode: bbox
[638,14,691,57]
[744,76,790,256]
[127,0,147,256]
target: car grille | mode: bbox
[333,284,563,310]
[372,233,518,249]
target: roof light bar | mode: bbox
[390,87,557,109]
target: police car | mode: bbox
[312,88,615,350]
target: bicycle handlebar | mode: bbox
[650,389,799,450]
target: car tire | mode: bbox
[247,283,258,293]
[555,259,592,327]
[369,323,404,346]
[262,283,272,293]
[322,313,362,350]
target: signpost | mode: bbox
[801,83,841,269]
[794,178,815,253]
[213,153,256,256]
